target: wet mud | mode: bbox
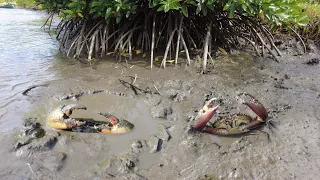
[1,35,320,179]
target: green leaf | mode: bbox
[91,1,100,7]
[106,7,112,18]
[229,3,236,18]
[157,5,164,12]
[116,16,122,23]
[182,4,188,17]
[126,11,130,18]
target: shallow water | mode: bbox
[0,9,164,177]
[0,9,58,131]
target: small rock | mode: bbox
[148,135,162,153]
[284,74,290,79]
[132,140,143,149]
[186,115,195,122]
[304,58,320,65]
[151,106,173,119]
[155,125,171,141]
[24,123,45,139]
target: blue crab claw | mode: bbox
[47,104,87,130]
[237,92,268,121]
[194,98,220,130]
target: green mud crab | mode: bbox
[47,104,134,134]
[193,92,270,135]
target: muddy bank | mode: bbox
[1,43,320,180]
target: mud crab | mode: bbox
[47,104,87,130]
[95,112,134,134]
[47,104,134,134]
[193,92,269,135]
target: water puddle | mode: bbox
[138,151,162,169]
[24,92,162,172]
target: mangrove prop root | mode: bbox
[202,22,212,73]
[175,15,183,66]
[151,14,156,69]
[48,11,286,68]
[289,26,306,54]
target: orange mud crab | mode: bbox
[193,92,271,135]
[46,104,134,134]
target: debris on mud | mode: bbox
[55,89,129,101]
[151,106,173,119]
[15,118,59,156]
[304,58,320,65]
[22,84,49,96]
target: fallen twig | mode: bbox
[119,79,151,95]
[27,163,39,180]
[153,85,162,95]
[132,74,137,85]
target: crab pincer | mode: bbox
[47,104,87,130]
[193,93,269,136]
[193,98,220,130]
[96,112,134,134]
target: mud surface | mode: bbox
[1,9,320,180]
[0,48,319,179]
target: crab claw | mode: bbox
[47,104,87,130]
[194,98,220,130]
[237,92,268,121]
[61,104,87,116]
[98,112,119,125]
[97,112,134,134]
